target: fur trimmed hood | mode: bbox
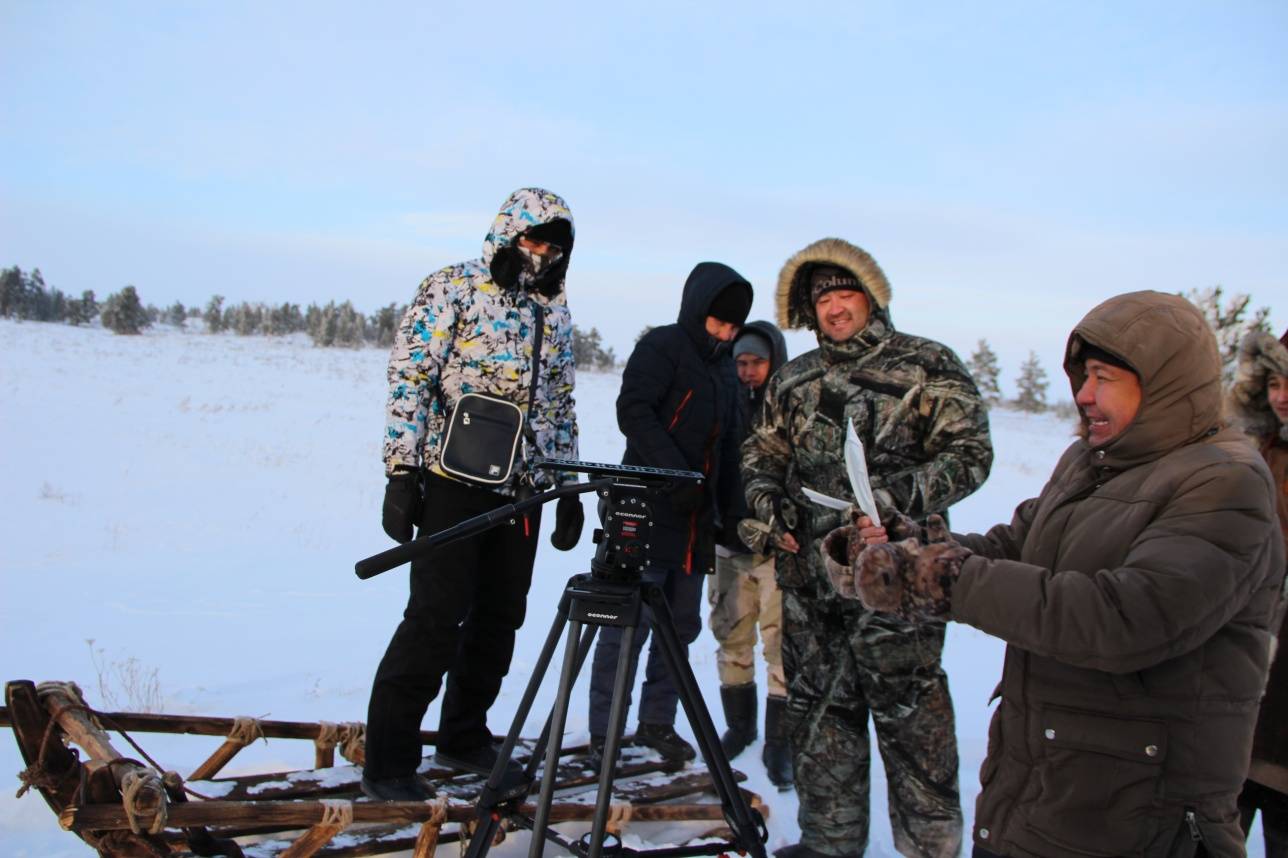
[775,238,892,331]
[1227,329,1288,441]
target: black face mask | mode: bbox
[489,243,569,297]
[708,336,732,360]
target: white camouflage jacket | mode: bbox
[383,188,579,491]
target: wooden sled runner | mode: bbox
[2,679,769,857]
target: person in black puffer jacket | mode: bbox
[586,261,752,765]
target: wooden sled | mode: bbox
[2,679,768,857]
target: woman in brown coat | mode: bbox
[1228,327,1288,857]
[827,291,1284,857]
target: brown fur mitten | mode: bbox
[854,540,915,612]
[905,542,971,617]
[856,539,972,619]
[821,525,862,600]
[889,512,956,545]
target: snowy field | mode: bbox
[0,319,1265,856]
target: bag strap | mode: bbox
[523,303,545,446]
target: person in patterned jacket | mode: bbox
[362,188,584,802]
[741,238,993,858]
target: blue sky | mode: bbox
[2,0,1285,395]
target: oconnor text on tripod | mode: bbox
[354,458,769,858]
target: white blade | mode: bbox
[801,486,852,512]
[844,420,881,526]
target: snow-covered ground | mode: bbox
[0,319,1265,856]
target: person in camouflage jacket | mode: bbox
[363,188,584,803]
[741,238,993,858]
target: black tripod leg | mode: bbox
[528,618,596,857]
[528,621,600,779]
[645,585,769,858]
[464,584,575,858]
[586,622,639,858]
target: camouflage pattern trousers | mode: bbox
[782,587,962,858]
[707,551,786,696]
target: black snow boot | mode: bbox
[763,695,794,791]
[719,683,758,759]
[633,723,696,763]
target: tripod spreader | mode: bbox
[354,479,610,580]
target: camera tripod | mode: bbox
[355,459,768,858]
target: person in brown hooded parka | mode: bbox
[1227,326,1288,857]
[825,291,1284,858]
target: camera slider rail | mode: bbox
[533,457,703,486]
[355,460,702,581]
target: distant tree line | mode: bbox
[5,265,1274,373]
[1,265,406,346]
[1,266,99,326]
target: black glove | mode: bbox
[718,518,746,551]
[550,495,585,551]
[382,471,421,544]
[668,482,704,516]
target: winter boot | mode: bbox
[360,773,435,802]
[633,723,696,763]
[763,695,794,791]
[587,734,607,771]
[719,683,758,759]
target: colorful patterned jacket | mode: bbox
[383,188,579,491]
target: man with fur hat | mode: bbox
[1228,326,1288,856]
[831,292,1283,857]
[708,320,794,788]
[587,262,753,766]
[363,188,584,801]
[741,238,993,858]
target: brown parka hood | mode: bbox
[775,238,893,332]
[1065,290,1222,470]
[1227,328,1288,443]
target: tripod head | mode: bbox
[533,459,703,584]
[354,459,702,581]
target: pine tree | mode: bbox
[368,303,402,347]
[572,325,618,370]
[333,301,366,347]
[967,339,1002,404]
[205,295,226,333]
[67,290,98,326]
[270,302,304,336]
[1181,286,1271,384]
[100,286,150,335]
[0,266,22,317]
[572,325,602,369]
[1013,351,1049,413]
[165,302,186,328]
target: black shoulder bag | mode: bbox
[439,304,545,486]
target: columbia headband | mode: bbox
[809,266,862,304]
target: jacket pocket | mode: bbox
[1017,705,1166,857]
